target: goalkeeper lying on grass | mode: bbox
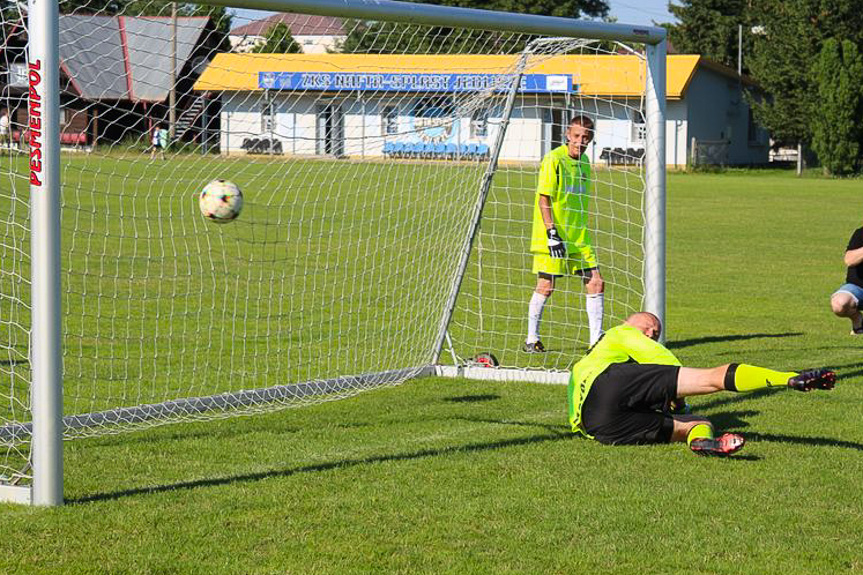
[568,312,836,456]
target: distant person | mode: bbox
[830,224,863,334]
[150,123,168,159]
[524,115,604,353]
[0,109,10,151]
[568,312,836,456]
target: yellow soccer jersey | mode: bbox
[567,324,681,434]
[530,145,593,255]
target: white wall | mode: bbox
[228,34,346,54]
[221,92,263,153]
[666,100,688,167]
[295,35,347,54]
[684,68,769,165]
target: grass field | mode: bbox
[3,152,643,428]
[2,166,863,573]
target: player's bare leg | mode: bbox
[831,292,863,334]
[582,269,604,347]
[676,364,836,397]
[525,275,554,352]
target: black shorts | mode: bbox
[581,363,680,445]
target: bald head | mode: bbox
[625,312,662,340]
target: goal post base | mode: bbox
[0,366,439,443]
[0,484,32,505]
[433,365,569,385]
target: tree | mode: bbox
[811,38,863,175]
[747,0,863,151]
[338,0,609,54]
[664,0,756,72]
[252,22,302,54]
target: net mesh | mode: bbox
[0,2,652,485]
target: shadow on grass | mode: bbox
[69,426,575,505]
[823,359,863,380]
[456,416,570,433]
[703,409,760,431]
[729,431,863,452]
[667,332,803,350]
[443,394,501,403]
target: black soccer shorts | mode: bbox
[581,363,681,445]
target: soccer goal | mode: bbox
[1,0,665,505]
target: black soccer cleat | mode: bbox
[689,433,746,457]
[786,369,837,392]
[522,341,546,353]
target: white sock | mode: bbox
[586,292,604,346]
[527,292,548,344]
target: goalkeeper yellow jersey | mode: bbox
[568,324,681,435]
[530,145,593,254]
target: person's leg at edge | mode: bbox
[831,291,863,333]
[583,268,604,347]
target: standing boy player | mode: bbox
[525,115,604,352]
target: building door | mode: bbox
[316,103,344,157]
[550,108,565,149]
[542,108,567,156]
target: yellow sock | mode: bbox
[724,364,798,392]
[686,423,713,446]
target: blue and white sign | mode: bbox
[258,72,575,93]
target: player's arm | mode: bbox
[537,157,565,258]
[845,245,863,266]
[538,195,554,230]
[843,229,863,266]
[845,248,863,267]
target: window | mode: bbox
[747,108,766,144]
[471,108,489,138]
[382,106,398,135]
[413,96,455,119]
[8,63,27,88]
[629,108,645,143]
[261,97,274,133]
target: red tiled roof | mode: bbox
[230,14,345,37]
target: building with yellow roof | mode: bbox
[194,53,768,166]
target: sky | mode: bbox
[229,1,679,29]
[608,0,677,26]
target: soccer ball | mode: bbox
[199,179,243,223]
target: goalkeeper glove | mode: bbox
[547,227,566,259]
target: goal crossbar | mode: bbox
[202,0,667,45]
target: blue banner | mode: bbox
[258,72,575,93]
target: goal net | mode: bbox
[0,0,665,500]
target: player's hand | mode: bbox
[547,228,566,259]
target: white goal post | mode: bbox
[9,0,666,505]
